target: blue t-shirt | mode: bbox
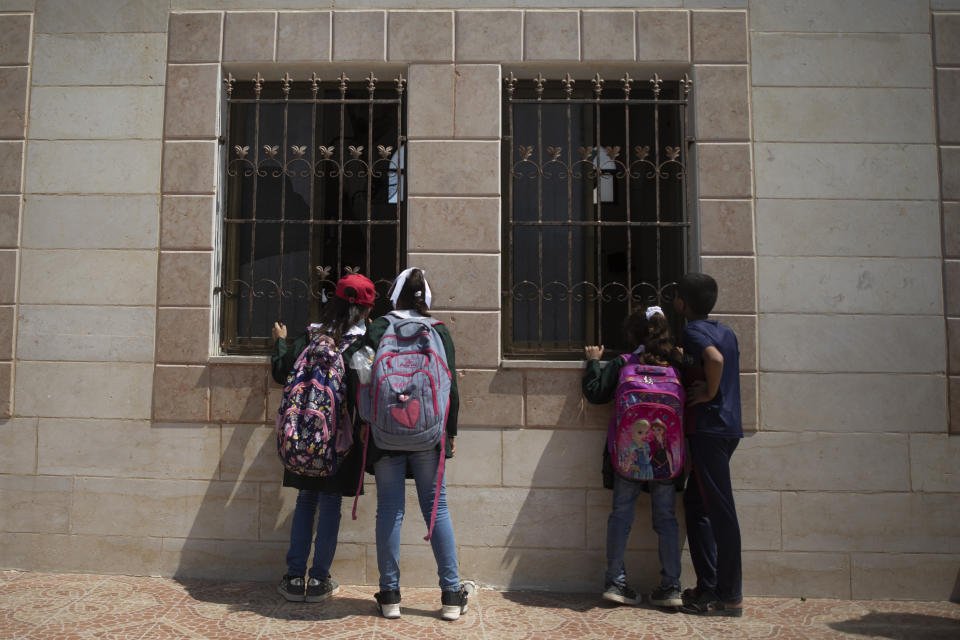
[682,319,742,438]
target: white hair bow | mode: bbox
[388,267,432,309]
[645,305,664,319]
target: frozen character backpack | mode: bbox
[609,354,685,481]
[276,326,356,477]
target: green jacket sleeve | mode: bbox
[581,356,625,405]
[271,333,308,385]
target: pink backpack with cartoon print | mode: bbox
[609,354,685,481]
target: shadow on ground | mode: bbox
[828,611,960,639]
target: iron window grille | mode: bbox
[503,72,693,360]
[218,71,407,354]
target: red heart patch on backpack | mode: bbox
[390,399,420,429]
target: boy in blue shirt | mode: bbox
[673,273,744,617]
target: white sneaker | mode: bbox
[375,590,401,619]
[440,582,473,621]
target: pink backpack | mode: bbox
[609,354,685,481]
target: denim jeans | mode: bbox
[374,449,459,591]
[605,474,681,589]
[286,489,342,579]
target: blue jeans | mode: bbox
[605,474,681,589]
[374,449,459,591]
[286,489,342,579]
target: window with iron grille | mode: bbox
[502,72,693,360]
[219,72,407,354]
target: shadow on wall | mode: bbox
[828,612,960,640]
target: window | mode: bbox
[219,72,407,354]
[502,72,692,359]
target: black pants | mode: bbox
[683,436,742,602]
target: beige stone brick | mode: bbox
[909,434,960,492]
[0,418,37,475]
[408,197,498,253]
[210,364,267,423]
[0,362,10,418]
[388,11,452,62]
[73,477,259,539]
[852,553,960,601]
[168,12,223,63]
[758,257,943,316]
[432,311,498,368]
[952,376,960,435]
[759,315,945,374]
[947,260,960,317]
[161,196,215,250]
[782,492,960,553]
[0,196,18,248]
[636,11,689,63]
[165,65,220,140]
[16,305,156,362]
[946,202,960,259]
[0,475,72,533]
[736,490,781,551]
[162,141,218,195]
[277,11,329,62]
[935,12,960,65]
[700,256,754,314]
[525,369,583,428]
[711,314,755,373]
[407,140,499,197]
[156,307,211,364]
[19,249,157,305]
[944,147,960,201]
[223,12,275,62]
[259,482,295,542]
[32,33,166,86]
[15,361,153,419]
[950,318,960,374]
[0,67,27,139]
[408,253,498,310]
[0,305,13,360]
[733,432,909,492]
[750,0,928,33]
[757,199,941,258]
[26,141,161,195]
[582,11,635,62]
[458,369,522,427]
[0,141,23,194]
[0,533,163,576]
[740,371,757,431]
[692,10,746,63]
[524,11,579,61]
[751,33,932,88]
[761,373,947,433]
[455,10,522,62]
[694,65,749,141]
[502,429,602,489]
[158,251,213,307]
[458,546,603,591]
[0,249,15,304]
[22,195,159,250]
[407,64,454,139]
[0,14,31,65]
[446,427,501,486]
[153,365,209,423]
[454,64,500,139]
[220,423,277,482]
[699,200,752,256]
[332,11,384,62]
[743,551,851,599]
[35,0,168,33]
[38,420,220,480]
[159,537,287,581]
[697,143,751,198]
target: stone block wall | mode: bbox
[0,0,957,602]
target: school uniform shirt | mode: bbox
[681,319,743,439]
[272,321,368,495]
[360,310,459,472]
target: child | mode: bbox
[271,274,376,603]
[361,268,470,621]
[583,305,685,609]
[673,272,744,617]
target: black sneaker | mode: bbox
[277,574,305,602]
[305,577,339,603]
[650,585,683,607]
[440,584,471,621]
[602,583,639,606]
[682,585,714,603]
[375,589,401,619]
[680,588,742,616]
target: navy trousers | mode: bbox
[683,436,742,602]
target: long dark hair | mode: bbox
[624,308,682,369]
[316,286,368,344]
[393,268,431,317]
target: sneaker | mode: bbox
[649,585,683,608]
[681,585,714,604]
[679,588,743,617]
[440,585,470,621]
[602,583,639,606]
[375,589,401,619]
[305,577,339,603]
[277,574,305,602]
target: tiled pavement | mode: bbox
[1,571,958,639]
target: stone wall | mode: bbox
[0,0,957,602]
